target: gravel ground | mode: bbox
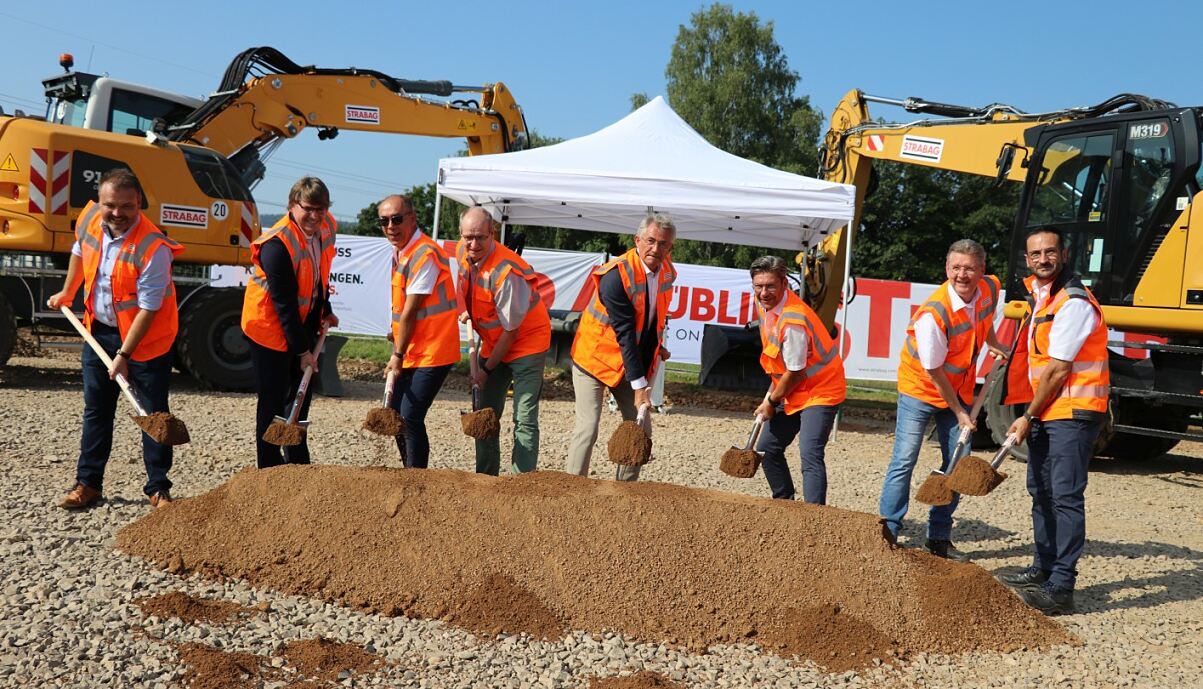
[1,349,1201,688]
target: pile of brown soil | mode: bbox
[718,448,760,478]
[118,467,1074,672]
[607,422,652,466]
[135,591,253,624]
[757,604,897,673]
[263,421,306,446]
[914,473,953,506]
[460,408,500,439]
[948,456,1007,496]
[176,643,272,689]
[444,573,564,639]
[590,672,684,689]
[283,638,383,681]
[133,412,191,446]
[363,407,405,437]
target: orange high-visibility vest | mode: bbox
[1025,274,1110,420]
[757,291,846,413]
[456,241,551,362]
[897,276,1001,407]
[241,214,336,352]
[75,202,183,361]
[570,248,677,387]
[392,231,460,368]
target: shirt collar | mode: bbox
[945,282,976,312]
[403,229,424,252]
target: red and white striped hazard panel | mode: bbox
[239,201,258,247]
[866,134,885,153]
[29,149,70,215]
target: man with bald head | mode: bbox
[379,194,460,468]
[456,208,551,475]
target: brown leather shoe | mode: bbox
[58,483,102,510]
[149,490,172,508]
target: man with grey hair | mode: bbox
[567,213,678,480]
[879,238,1007,560]
[749,255,846,504]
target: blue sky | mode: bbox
[3,1,1201,222]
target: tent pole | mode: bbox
[832,223,854,442]
[500,221,508,245]
[431,187,443,241]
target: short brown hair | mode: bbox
[289,176,331,209]
[99,168,142,199]
[749,255,790,281]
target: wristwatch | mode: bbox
[481,362,494,376]
[115,349,130,359]
[1023,412,1036,423]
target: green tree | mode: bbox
[628,3,822,268]
[854,162,1019,283]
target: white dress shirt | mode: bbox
[914,283,977,370]
[1030,278,1099,361]
[400,231,437,296]
[761,298,809,372]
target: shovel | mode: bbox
[363,369,405,437]
[608,403,653,469]
[460,326,499,440]
[915,362,1003,506]
[263,328,327,447]
[720,390,772,478]
[59,306,189,446]
[947,434,1017,496]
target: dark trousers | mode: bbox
[77,321,173,496]
[1026,416,1102,591]
[387,364,452,468]
[757,403,840,504]
[251,340,315,468]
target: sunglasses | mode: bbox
[377,213,409,228]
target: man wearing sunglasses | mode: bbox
[242,177,339,468]
[379,194,460,468]
[456,207,551,475]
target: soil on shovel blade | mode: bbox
[947,455,1008,496]
[262,421,306,446]
[914,474,953,506]
[134,412,190,445]
[608,422,652,466]
[363,407,406,437]
[461,408,500,439]
[719,448,761,478]
[117,466,1075,673]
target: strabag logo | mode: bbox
[160,204,208,229]
[899,135,944,163]
[345,105,381,125]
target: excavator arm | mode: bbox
[168,47,526,187]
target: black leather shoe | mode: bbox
[998,567,1049,590]
[1019,583,1074,615]
[924,539,970,562]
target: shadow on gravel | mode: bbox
[0,361,82,390]
[1087,452,1203,478]
[980,540,1203,613]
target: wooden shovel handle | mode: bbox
[59,305,147,416]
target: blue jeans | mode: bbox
[388,364,452,468]
[757,404,840,504]
[77,321,173,496]
[1027,416,1101,591]
[879,393,964,540]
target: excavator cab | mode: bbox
[1011,109,1201,307]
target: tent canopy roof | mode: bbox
[436,96,855,251]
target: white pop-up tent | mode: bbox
[434,96,855,252]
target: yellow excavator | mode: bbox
[0,47,527,388]
[806,89,1203,460]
